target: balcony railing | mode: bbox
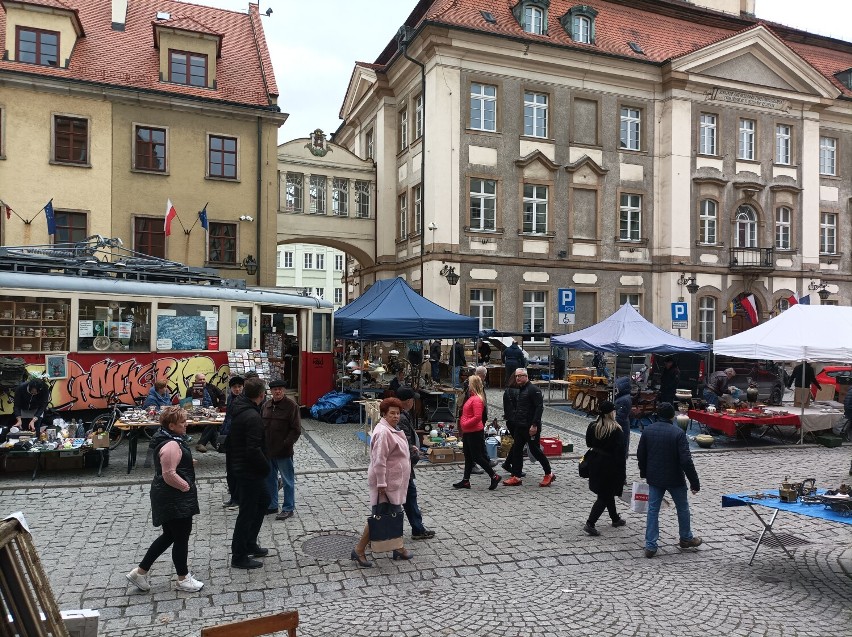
[729,247,774,271]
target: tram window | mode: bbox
[234,308,252,349]
[78,300,151,352]
[312,313,331,352]
[157,304,218,350]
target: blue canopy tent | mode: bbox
[334,277,479,340]
[551,303,710,354]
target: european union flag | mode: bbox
[198,204,209,232]
[44,200,56,236]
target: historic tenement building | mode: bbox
[334,0,852,350]
[0,0,284,285]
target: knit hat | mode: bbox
[657,402,676,420]
[598,400,615,415]
[228,376,245,388]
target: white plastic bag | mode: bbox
[631,481,650,514]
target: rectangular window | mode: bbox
[738,119,755,160]
[355,180,371,218]
[134,217,165,258]
[365,129,374,159]
[398,193,408,239]
[619,193,641,242]
[399,108,408,151]
[208,222,236,264]
[157,303,217,351]
[334,288,343,304]
[699,113,716,155]
[285,173,303,212]
[309,175,326,214]
[169,50,207,87]
[332,178,349,216]
[699,297,716,344]
[283,251,293,268]
[775,124,791,165]
[820,212,837,254]
[314,288,324,299]
[470,83,497,131]
[523,92,548,138]
[820,136,836,175]
[413,185,422,235]
[16,27,58,67]
[316,253,325,270]
[523,290,546,342]
[619,107,641,150]
[775,207,791,250]
[208,135,237,179]
[54,116,88,164]
[304,253,313,270]
[619,293,640,313]
[414,94,424,140]
[54,211,87,244]
[522,184,547,234]
[276,251,282,268]
[134,125,166,172]
[334,254,344,271]
[79,299,152,352]
[470,179,497,231]
[699,199,717,245]
[470,289,495,331]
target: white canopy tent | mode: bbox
[713,304,852,442]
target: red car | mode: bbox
[812,365,852,400]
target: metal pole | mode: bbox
[799,360,806,445]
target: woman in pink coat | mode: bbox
[352,397,413,567]
[453,375,501,490]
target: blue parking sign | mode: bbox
[558,288,575,313]
[671,302,688,329]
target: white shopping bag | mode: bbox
[631,481,650,514]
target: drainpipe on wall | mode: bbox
[256,116,262,286]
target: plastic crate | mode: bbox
[539,437,563,457]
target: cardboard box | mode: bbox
[814,384,836,401]
[91,433,110,449]
[539,437,563,457]
[453,448,466,462]
[427,447,455,463]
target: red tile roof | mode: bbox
[0,0,279,108]
[375,0,852,98]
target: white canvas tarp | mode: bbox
[713,304,852,362]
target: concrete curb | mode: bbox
[840,546,852,578]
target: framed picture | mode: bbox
[45,353,68,379]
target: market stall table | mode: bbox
[722,489,851,564]
[687,409,800,438]
[116,419,223,474]
[0,445,106,479]
[763,404,844,434]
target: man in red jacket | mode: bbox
[263,379,302,521]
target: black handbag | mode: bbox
[367,501,404,552]
[578,448,598,479]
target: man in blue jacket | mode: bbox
[636,402,701,558]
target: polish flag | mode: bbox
[741,294,759,325]
[786,293,798,306]
[164,199,177,237]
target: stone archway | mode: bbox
[277,238,374,271]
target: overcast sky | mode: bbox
[191,0,852,143]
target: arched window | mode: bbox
[699,199,717,245]
[735,205,757,248]
[699,297,716,344]
[524,6,544,34]
[573,15,591,43]
[561,5,598,44]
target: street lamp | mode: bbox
[242,255,258,276]
[677,273,699,295]
[440,264,460,286]
[808,280,830,301]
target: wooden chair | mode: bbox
[200,611,299,637]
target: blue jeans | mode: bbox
[645,484,693,551]
[702,389,719,407]
[431,361,440,382]
[266,457,295,512]
[452,366,462,388]
[402,477,426,535]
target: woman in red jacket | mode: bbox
[453,375,501,490]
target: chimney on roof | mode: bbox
[112,0,129,31]
[684,0,755,16]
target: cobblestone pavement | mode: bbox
[1,390,851,636]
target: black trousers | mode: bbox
[231,476,270,559]
[587,495,619,526]
[198,425,218,447]
[510,426,551,477]
[139,516,193,577]
[462,430,495,480]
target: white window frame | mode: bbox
[314,287,324,299]
[283,251,293,268]
[775,206,791,250]
[398,192,408,239]
[334,288,343,305]
[699,199,717,245]
[470,83,497,131]
[398,108,408,151]
[735,205,757,248]
[699,297,716,344]
[355,180,371,218]
[524,6,544,34]
[309,175,326,214]
[619,193,641,242]
[573,15,591,43]
[820,212,837,254]
[738,118,756,160]
[775,124,791,165]
[470,288,495,331]
[332,178,349,217]
[303,252,313,270]
[523,290,546,343]
[523,91,548,138]
[619,107,641,151]
[414,94,423,140]
[285,172,303,212]
[334,254,344,271]
[619,293,641,314]
[413,185,422,235]
[820,136,836,176]
[470,178,497,231]
[316,253,325,270]
[699,113,716,155]
[365,129,374,159]
[522,184,548,234]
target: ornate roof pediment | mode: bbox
[564,154,607,176]
[514,149,560,172]
[339,64,383,121]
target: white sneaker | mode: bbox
[126,568,150,592]
[175,573,204,592]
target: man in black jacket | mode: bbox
[396,387,434,540]
[429,340,442,382]
[503,369,554,487]
[636,402,701,558]
[451,340,466,388]
[13,378,50,432]
[227,377,270,569]
[502,340,524,387]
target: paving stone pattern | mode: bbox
[1,390,850,636]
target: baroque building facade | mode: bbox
[334,0,852,351]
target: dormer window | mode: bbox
[835,68,852,91]
[512,1,549,36]
[169,50,207,87]
[561,5,598,45]
[154,16,222,90]
[16,27,59,67]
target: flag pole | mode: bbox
[0,200,29,224]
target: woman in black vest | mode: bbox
[125,406,203,593]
